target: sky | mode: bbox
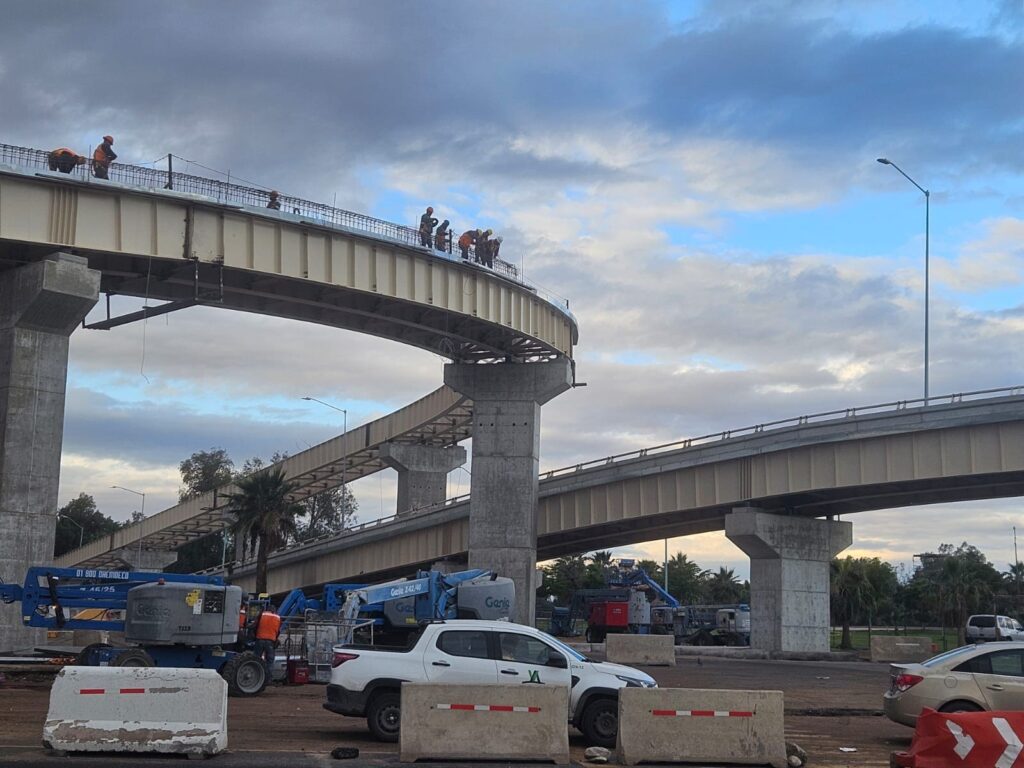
[2,0,1023,581]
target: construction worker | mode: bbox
[254,605,282,677]
[92,135,117,179]
[487,236,503,268]
[267,190,281,210]
[419,207,438,248]
[236,600,250,652]
[457,229,477,260]
[476,229,492,265]
[47,148,85,174]
[434,219,450,252]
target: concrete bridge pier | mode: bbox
[379,442,467,516]
[0,253,100,653]
[725,507,852,654]
[444,359,573,627]
[111,547,178,572]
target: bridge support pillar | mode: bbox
[444,359,573,627]
[379,442,466,516]
[725,508,851,654]
[0,253,100,653]
[111,547,178,572]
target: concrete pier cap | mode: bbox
[0,252,100,653]
[379,442,466,516]
[444,358,573,626]
[725,507,852,654]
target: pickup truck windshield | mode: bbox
[541,632,587,662]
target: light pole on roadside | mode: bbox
[877,157,930,404]
[112,485,147,567]
[57,513,85,549]
[302,396,349,515]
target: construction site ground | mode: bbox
[0,654,909,767]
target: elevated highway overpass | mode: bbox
[217,388,1024,595]
[0,143,576,650]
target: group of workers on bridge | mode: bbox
[47,136,117,179]
[420,206,503,267]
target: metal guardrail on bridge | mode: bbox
[0,142,575,318]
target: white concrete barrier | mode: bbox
[605,633,676,666]
[870,635,935,663]
[617,688,786,767]
[400,683,569,764]
[43,666,227,757]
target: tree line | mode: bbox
[538,551,751,606]
[53,447,357,589]
[831,543,1024,648]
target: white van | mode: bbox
[966,614,1024,642]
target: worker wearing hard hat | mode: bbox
[254,605,282,677]
[419,206,438,248]
[434,219,450,252]
[47,148,85,174]
[476,229,493,265]
[92,135,117,179]
[267,190,281,210]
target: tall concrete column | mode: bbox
[379,442,466,516]
[725,508,852,654]
[0,253,100,653]
[444,359,573,627]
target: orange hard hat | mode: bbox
[103,135,114,144]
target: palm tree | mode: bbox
[831,557,874,649]
[706,567,742,603]
[941,554,994,646]
[224,467,303,594]
[666,553,706,603]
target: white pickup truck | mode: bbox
[323,619,657,747]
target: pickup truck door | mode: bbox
[423,628,498,683]
[492,630,573,714]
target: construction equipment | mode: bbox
[0,566,268,696]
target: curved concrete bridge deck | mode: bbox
[218,388,1024,594]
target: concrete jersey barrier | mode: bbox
[605,633,676,666]
[617,687,787,767]
[399,682,570,764]
[43,666,228,757]
[870,635,935,663]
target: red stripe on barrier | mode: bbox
[119,688,145,694]
[652,709,676,716]
[490,705,514,712]
[691,710,716,717]
[79,689,104,695]
[730,710,754,717]
[527,706,541,713]
[450,704,475,711]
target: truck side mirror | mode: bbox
[547,653,568,669]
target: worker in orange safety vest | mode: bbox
[92,135,117,179]
[254,606,282,677]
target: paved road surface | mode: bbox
[0,656,911,767]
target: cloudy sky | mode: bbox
[4,0,1023,579]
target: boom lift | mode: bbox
[0,566,268,696]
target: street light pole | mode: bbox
[57,513,85,549]
[302,396,349,517]
[877,158,930,404]
[112,485,147,567]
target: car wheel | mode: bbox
[581,698,618,748]
[939,700,983,714]
[367,691,401,742]
[221,652,268,697]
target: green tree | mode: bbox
[705,567,743,603]
[831,557,874,649]
[540,555,590,604]
[666,553,706,604]
[297,485,357,541]
[53,493,120,557]
[167,448,238,574]
[937,544,1001,645]
[223,467,303,594]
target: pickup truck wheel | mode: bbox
[581,698,618,748]
[367,691,401,742]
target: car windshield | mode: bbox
[922,645,978,668]
[540,632,587,662]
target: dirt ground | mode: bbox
[0,656,911,766]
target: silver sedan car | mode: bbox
[884,641,1024,727]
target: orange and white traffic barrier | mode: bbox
[892,708,1024,768]
[617,688,787,767]
[400,683,569,764]
[43,666,227,757]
